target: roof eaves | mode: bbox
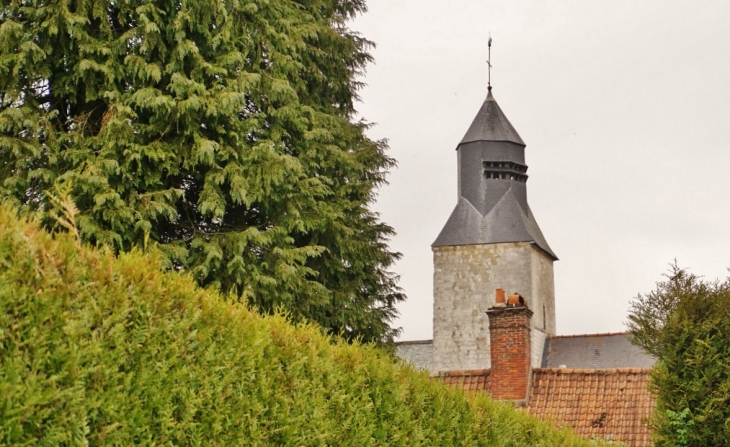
[395,339,433,346]
[533,367,652,375]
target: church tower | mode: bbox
[432,86,557,373]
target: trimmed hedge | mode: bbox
[0,207,602,446]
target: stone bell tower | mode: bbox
[432,86,557,373]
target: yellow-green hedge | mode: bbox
[0,207,603,446]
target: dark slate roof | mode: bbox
[459,89,525,146]
[432,194,557,259]
[541,333,655,369]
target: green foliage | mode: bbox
[627,264,730,446]
[665,408,694,447]
[0,206,604,446]
[0,0,403,344]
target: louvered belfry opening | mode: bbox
[483,160,528,182]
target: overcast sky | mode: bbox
[350,0,730,341]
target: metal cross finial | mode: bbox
[487,33,493,90]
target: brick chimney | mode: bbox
[486,291,533,404]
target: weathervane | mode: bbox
[487,33,493,90]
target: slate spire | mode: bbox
[433,89,556,259]
[460,89,525,146]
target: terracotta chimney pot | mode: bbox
[508,293,526,306]
[496,288,506,304]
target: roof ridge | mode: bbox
[436,369,491,377]
[395,339,433,345]
[517,200,558,260]
[533,367,652,374]
[548,331,630,339]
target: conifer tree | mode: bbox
[0,0,404,343]
[628,265,730,445]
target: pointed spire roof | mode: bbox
[459,89,525,146]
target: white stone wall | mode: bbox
[395,341,433,372]
[432,242,555,373]
[530,247,556,335]
[531,328,547,368]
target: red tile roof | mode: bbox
[437,368,655,447]
[438,369,491,392]
[528,368,655,447]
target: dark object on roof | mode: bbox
[433,89,556,259]
[541,333,656,369]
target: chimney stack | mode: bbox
[486,294,533,404]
